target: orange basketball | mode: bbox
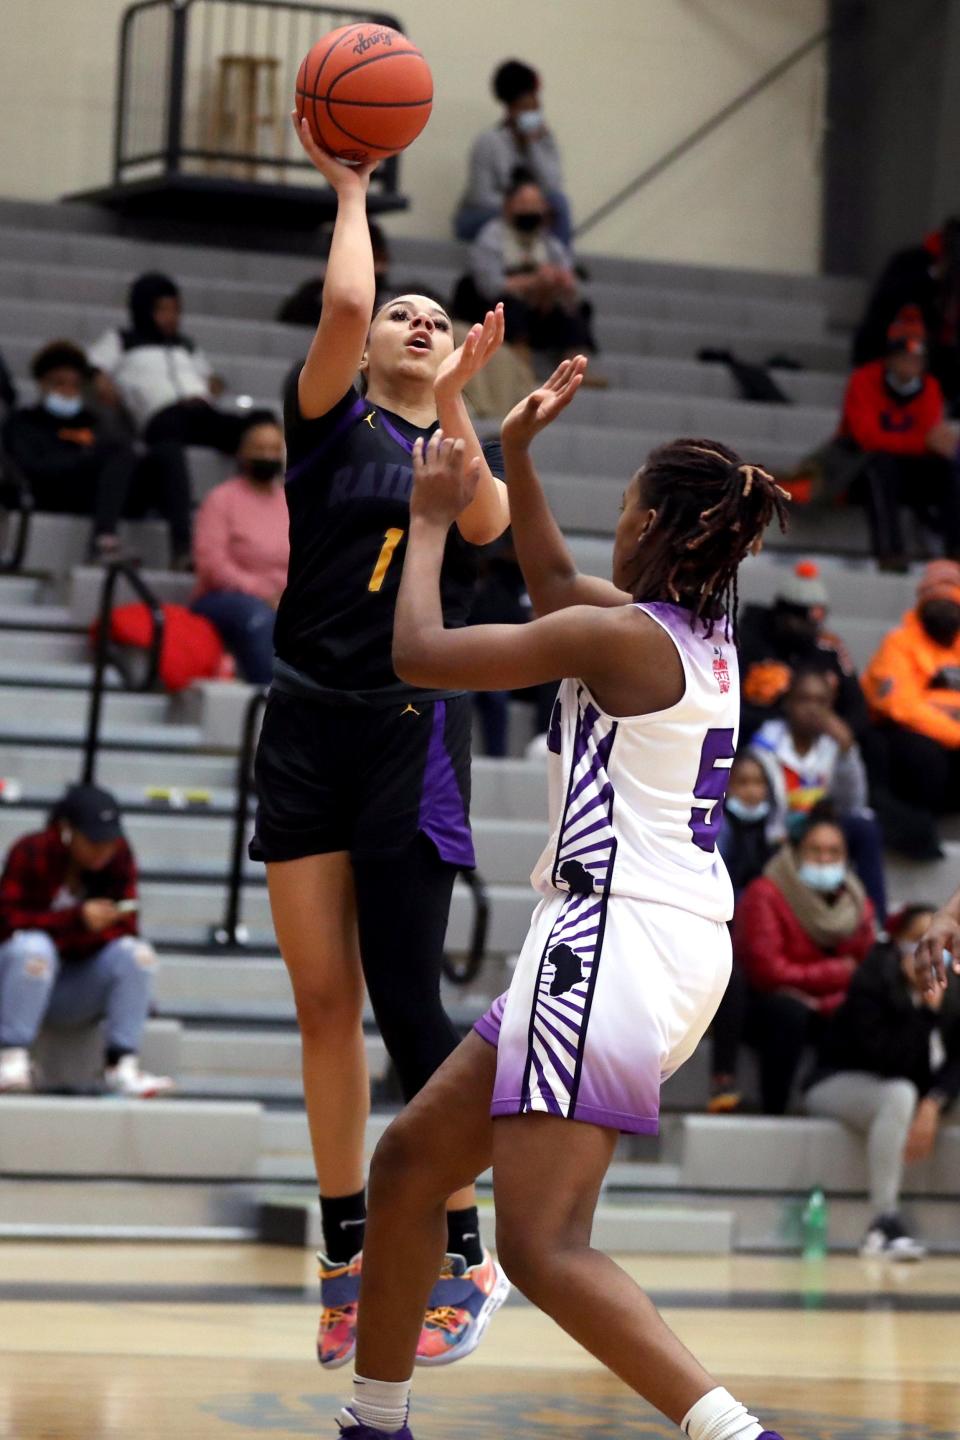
[296,24,433,165]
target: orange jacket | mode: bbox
[862,609,960,747]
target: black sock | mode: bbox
[446,1206,484,1269]
[320,1189,366,1263]
[105,1046,134,1069]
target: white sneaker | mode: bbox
[103,1055,175,1099]
[860,1213,926,1262]
[0,1047,32,1093]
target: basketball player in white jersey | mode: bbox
[335,357,791,1440]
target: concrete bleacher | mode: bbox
[4,198,960,1252]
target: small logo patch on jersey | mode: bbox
[363,411,377,429]
[712,649,731,694]
[401,703,420,717]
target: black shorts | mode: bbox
[250,688,475,866]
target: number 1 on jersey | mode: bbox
[368,528,405,593]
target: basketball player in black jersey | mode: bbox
[250,115,511,1371]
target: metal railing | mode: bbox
[213,685,490,982]
[82,562,165,785]
[0,469,33,575]
[114,0,403,194]
[574,23,832,242]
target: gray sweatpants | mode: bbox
[0,929,156,1053]
[804,1070,919,1215]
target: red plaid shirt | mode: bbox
[0,826,139,960]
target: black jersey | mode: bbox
[274,374,480,698]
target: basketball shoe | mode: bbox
[317,1251,363,1368]
[0,1047,32,1093]
[337,1407,414,1438]
[415,1249,510,1366]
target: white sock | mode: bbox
[343,1374,412,1434]
[682,1386,766,1440]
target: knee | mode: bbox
[368,1111,449,1205]
[882,1078,919,1125]
[494,1222,555,1301]
[290,971,364,1037]
[7,930,59,981]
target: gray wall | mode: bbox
[824,0,960,278]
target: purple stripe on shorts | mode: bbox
[474,992,506,1047]
[418,701,475,868]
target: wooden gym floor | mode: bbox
[0,1243,958,1438]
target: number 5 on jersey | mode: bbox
[368,528,405,593]
[689,728,736,853]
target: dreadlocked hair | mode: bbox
[630,437,789,639]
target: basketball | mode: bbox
[295,24,433,165]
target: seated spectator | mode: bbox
[839,314,960,570]
[276,222,392,328]
[734,816,875,1114]
[738,559,868,745]
[751,669,887,921]
[805,903,959,1260]
[89,272,247,454]
[0,784,173,1097]
[191,416,288,685]
[2,340,192,565]
[708,753,777,1113]
[863,560,960,848]
[454,59,572,246]
[853,217,960,405]
[453,170,595,365]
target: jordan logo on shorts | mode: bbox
[401,703,420,717]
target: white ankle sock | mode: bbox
[346,1374,411,1434]
[682,1386,765,1440]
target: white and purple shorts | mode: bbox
[475,891,731,1135]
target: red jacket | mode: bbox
[839,359,943,456]
[734,876,875,1015]
[0,826,138,960]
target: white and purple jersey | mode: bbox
[533,601,740,922]
[475,601,739,1134]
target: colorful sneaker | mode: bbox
[337,1406,414,1438]
[415,1249,510,1366]
[317,1251,362,1368]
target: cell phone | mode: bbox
[114,899,139,915]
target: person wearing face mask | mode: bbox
[456,169,596,364]
[839,312,960,571]
[453,59,572,246]
[734,815,875,1114]
[191,415,289,685]
[864,560,960,844]
[1,340,192,565]
[805,904,960,1259]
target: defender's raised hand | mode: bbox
[502,355,587,451]
[411,431,482,526]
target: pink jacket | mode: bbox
[193,477,289,604]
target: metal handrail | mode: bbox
[212,684,267,948]
[82,562,165,784]
[574,23,832,242]
[0,468,33,575]
[442,865,490,987]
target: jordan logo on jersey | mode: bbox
[712,649,731,694]
[363,411,377,429]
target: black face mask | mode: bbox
[920,599,960,647]
[512,211,545,233]
[243,458,284,483]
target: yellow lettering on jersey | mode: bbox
[368,527,404,592]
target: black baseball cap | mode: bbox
[58,784,123,843]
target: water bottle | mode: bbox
[801,1186,829,1260]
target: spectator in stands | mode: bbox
[453,169,595,365]
[2,340,192,566]
[839,314,960,571]
[89,272,247,454]
[0,784,173,1098]
[805,903,960,1260]
[853,218,960,404]
[863,560,960,847]
[751,669,887,921]
[738,559,868,745]
[277,222,393,328]
[708,753,777,1113]
[454,59,572,245]
[734,815,875,1114]
[191,416,289,685]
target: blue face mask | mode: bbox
[725,796,770,824]
[798,861,846,893]
[43,391,83,419]
[515,109,544,136]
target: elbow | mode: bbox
[324,288,373,320]
[392,636,433,688]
